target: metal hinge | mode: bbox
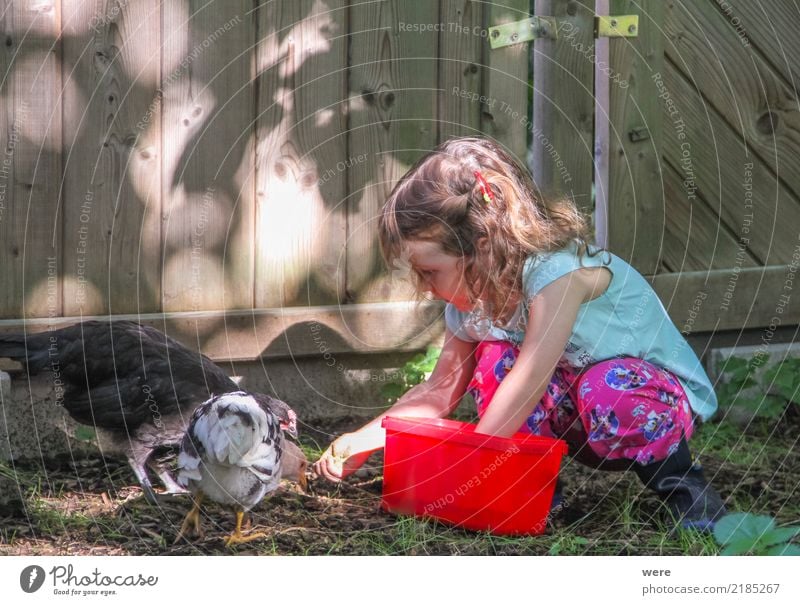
[489,14,638,49]
[488,16,558,49]
[595,15,639,37]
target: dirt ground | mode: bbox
[1,411,798,556]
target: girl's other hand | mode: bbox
[312,433,375,482]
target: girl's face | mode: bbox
[404,240,472,311]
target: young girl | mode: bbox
[312,136,726,531]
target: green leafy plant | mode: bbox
[715,354,789,419]
[762,357,800,406]
[73,426,97,442]
[713,512,800,555]
[380,346,441,404]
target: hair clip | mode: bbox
[474,170,494,204]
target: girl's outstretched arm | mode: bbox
[475,271,591,437]
[312,328,476,481]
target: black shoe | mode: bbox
[654,466,727,532]
[632,437,727,532]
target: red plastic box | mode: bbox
[381,416,568,535]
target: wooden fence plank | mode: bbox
[662,161,758,272]
[346,0,439,303]
[0,301,446,361]
[0,0,62,319]
[440,0,483,141]
[649,265,799,333]
[161,0,254,312]
[604,0,665,275]
[61,0,161,315]
[481,0,529,160]
[709,1,800,99]
[531,0,595,211]
[662,62,800,266]
[664,1,800,204]
[254,0,348,308]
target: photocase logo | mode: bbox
[20,565,46,593]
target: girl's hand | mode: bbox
[312,327,477,481]
[312,433,376,482]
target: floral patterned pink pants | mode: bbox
[467,341,695,466]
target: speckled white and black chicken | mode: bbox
[0,320,301,505]
[174,391,308,546]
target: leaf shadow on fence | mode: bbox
[2,0,436,353]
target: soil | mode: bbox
[1,413,798,556]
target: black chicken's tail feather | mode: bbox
[0,332,53,373]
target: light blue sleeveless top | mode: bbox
[444,240,718,422]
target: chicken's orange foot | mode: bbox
[224,511,267,547]
[173,494,205,545]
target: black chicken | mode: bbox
[0,320,297,504]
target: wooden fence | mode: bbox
[1,0,797,360]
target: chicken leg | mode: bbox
[174,494,205,544]
[224,510,267,547]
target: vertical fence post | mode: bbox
[602,0,664,275]
[531,0,596,216]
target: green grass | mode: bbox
[341,516,526,555]
[22,481,127,540]
[294,427,331,463]
[692,420,780,467]
[296,503,726,556]
[27,497,93,535]
[4,411,796,555]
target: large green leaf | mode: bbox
[714,512,775,546]
[760,527,800,548]
[714,513,800,556]
[766,543,800,556]
[721,538,760,556]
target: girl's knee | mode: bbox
[474,341,517,366]
[475,341,518,383]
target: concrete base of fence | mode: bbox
[1,369,98,514]
[0,370,97,464]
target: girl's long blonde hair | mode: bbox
[379,136,602,323]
